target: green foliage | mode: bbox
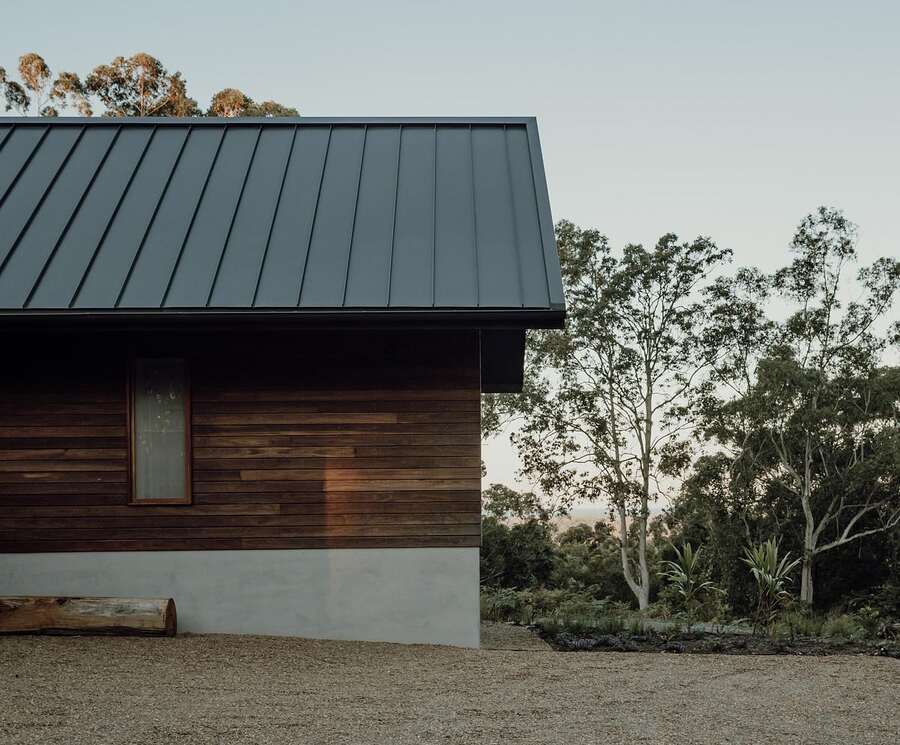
[0,53,90,115]
[484,221,732,609]
[482,585,646,640]
[480,516,556,589]
[697,207,900,607]
[869,581,900,618]
[659,542,726,623]
[482,483,553,523]
[851,606,882,638]
[86,53,199,117]
[742,539,801,634]
[551,521,637,603]
[775,609,823,639]
[208,88,298,117]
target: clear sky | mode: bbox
[3,1,898,491]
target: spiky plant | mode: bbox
[742,538,801,635]
[660,543,722,626]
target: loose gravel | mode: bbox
[1,627,898,744]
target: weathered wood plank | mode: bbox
[194,479,481,493]
[0,449,127,461]
[0,535,480,552]
[193,456,482,469]
[0,524,481,540]
[235,467,481,481]
[0,329,482,551]
[0,512,481,529]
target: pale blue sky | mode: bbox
[3,1,898,489]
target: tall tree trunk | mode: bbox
[800,553,814,606]
[636,513,650,610]
[616,502,649,610]
[799,464,817,606]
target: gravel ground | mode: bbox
[480,621,552,651]
[1,629,898,745]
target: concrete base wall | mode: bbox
[0,547,480,647]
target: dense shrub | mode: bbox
[480,516,556,589]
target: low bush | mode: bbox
[481,586,644,636]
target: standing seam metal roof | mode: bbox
[0,117,564,321]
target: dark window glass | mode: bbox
[131,358,190,503]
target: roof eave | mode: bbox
[0,307,566,330]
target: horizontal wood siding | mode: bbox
[0,330,481,552]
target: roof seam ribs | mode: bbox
[295,125,332,307]
[0,126,85,282]
[70,126,158,308]
[251,125,298,307]
[0,126,49,209]
[206,125,264,307]
[468,125,480,309]
[115,126,192,308]
[385,126,402,308]
[160,126,227,307]
[0,118,563,324]
[502,124,526,309]
[341,125,368,306]
[25,126,123,308]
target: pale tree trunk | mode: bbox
[616,503,650,610]
[800,488,816,604]
[800,552,814,606]
[799,432,817,606]
[636,513,650,609]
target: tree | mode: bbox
[484,221,730,609]
[246,100,299,117]
[0,53,90,116]
[208,88,249,117]
[665,454,774,613]
[552,521,636,601]
[0,67,28,112]
[3,52,298,118]
[700,208,900,606]
[208,87,298,117]
[480,484,556,588]
[85,53,200,117]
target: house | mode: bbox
[0,116,564,647]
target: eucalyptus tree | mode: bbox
[3,51,297,118]
[699,208,900,605]
[1,53,90,116]
[484,221,730,609]
[208,88,298,117]
[86,53,200,117]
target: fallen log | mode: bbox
[0,596,176,636]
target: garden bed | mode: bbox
[540,627,900,657]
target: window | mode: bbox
[129,358,191,504]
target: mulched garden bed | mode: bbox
[541,629,900,657]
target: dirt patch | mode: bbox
[1,630,898,745]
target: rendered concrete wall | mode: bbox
[0,547,480,647]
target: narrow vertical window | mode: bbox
[130,358,192,504]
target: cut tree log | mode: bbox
[0,596,176,636]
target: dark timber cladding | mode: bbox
[0,117,564,318]
[0,330,481,553]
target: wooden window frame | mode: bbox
[127,355,193,506]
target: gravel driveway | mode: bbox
[2,626,898,745]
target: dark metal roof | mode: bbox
[0,117,564,326]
